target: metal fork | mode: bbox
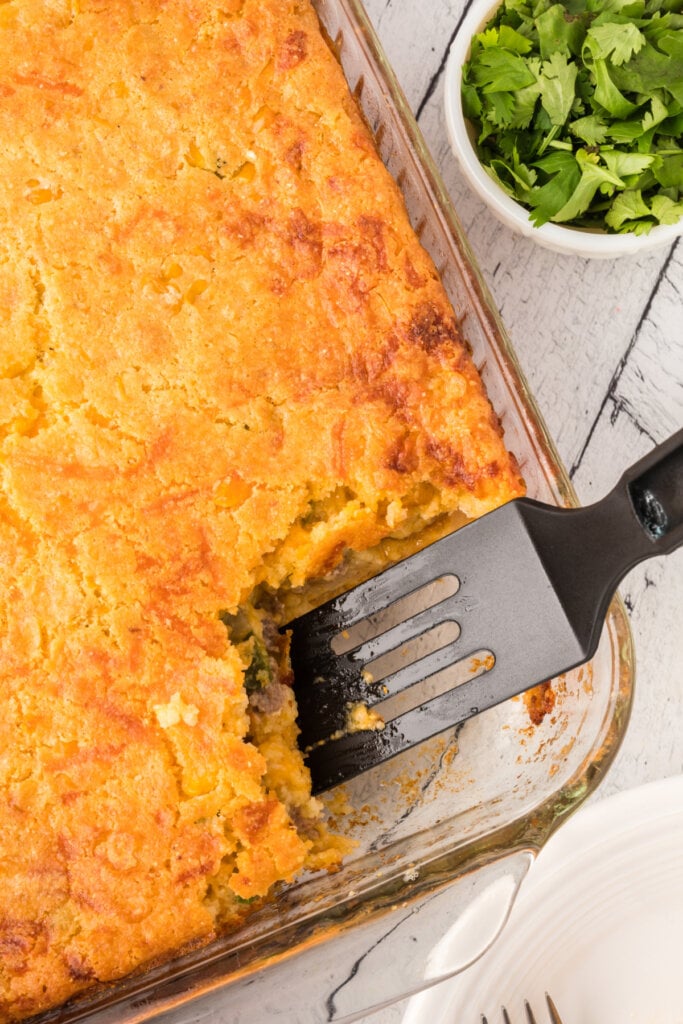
[481,992,565,1023]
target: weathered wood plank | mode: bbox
[363,0,462,111]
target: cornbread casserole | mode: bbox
[0,0,524,1018]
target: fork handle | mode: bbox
[526,428,683,663]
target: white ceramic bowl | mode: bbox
[443,0,683,259]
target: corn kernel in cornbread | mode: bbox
[0,0,523,1019]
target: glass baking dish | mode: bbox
[38,1,634,1021]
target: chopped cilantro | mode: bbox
[460,0,683,233]
[243,635,273,693]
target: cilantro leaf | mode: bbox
[587,0,645,14]
[584,47,640,117]
[536,4,589,58]
[642,10,683,44]
[602,150,657,177]
[470,48,538,93]
[485,157,537,200]
[569,113,609,143]
[528,150,582,223]
[641,94,672,132]
[586,21,646,64]
[654,152,683,189]
[477,26,503,49]
[551,149,625,221]
[462,81,483,120]
[485,89,518,125]
[508,76,543,127]
[490,155,538,192]
[498,24,536,53]
[539,51,578,124]
[605,118,645,142]
[659,111,683,138]
[610,33,683,105]
[604,188,653,228]
[651,193,683,223]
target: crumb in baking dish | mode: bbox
[0,0,523,1019]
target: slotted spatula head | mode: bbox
[286,430,683,794]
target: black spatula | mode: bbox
[286,430,682,794]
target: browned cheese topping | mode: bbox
[0,0,523,1019]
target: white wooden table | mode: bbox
[353,1,683,1020]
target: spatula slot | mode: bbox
[375,646,496,721]
[360,618,461,685]
[330,575,460,655]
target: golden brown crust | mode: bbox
[0,0,523,1018]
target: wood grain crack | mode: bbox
[416,0,477,120]
[569,236,680,479]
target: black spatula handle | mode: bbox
[526,428,683,664]
[625,428,683,551]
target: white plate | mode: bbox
[403,775,683,1024]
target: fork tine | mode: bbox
[545,994,563,1024]
[483,996,563,1024]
